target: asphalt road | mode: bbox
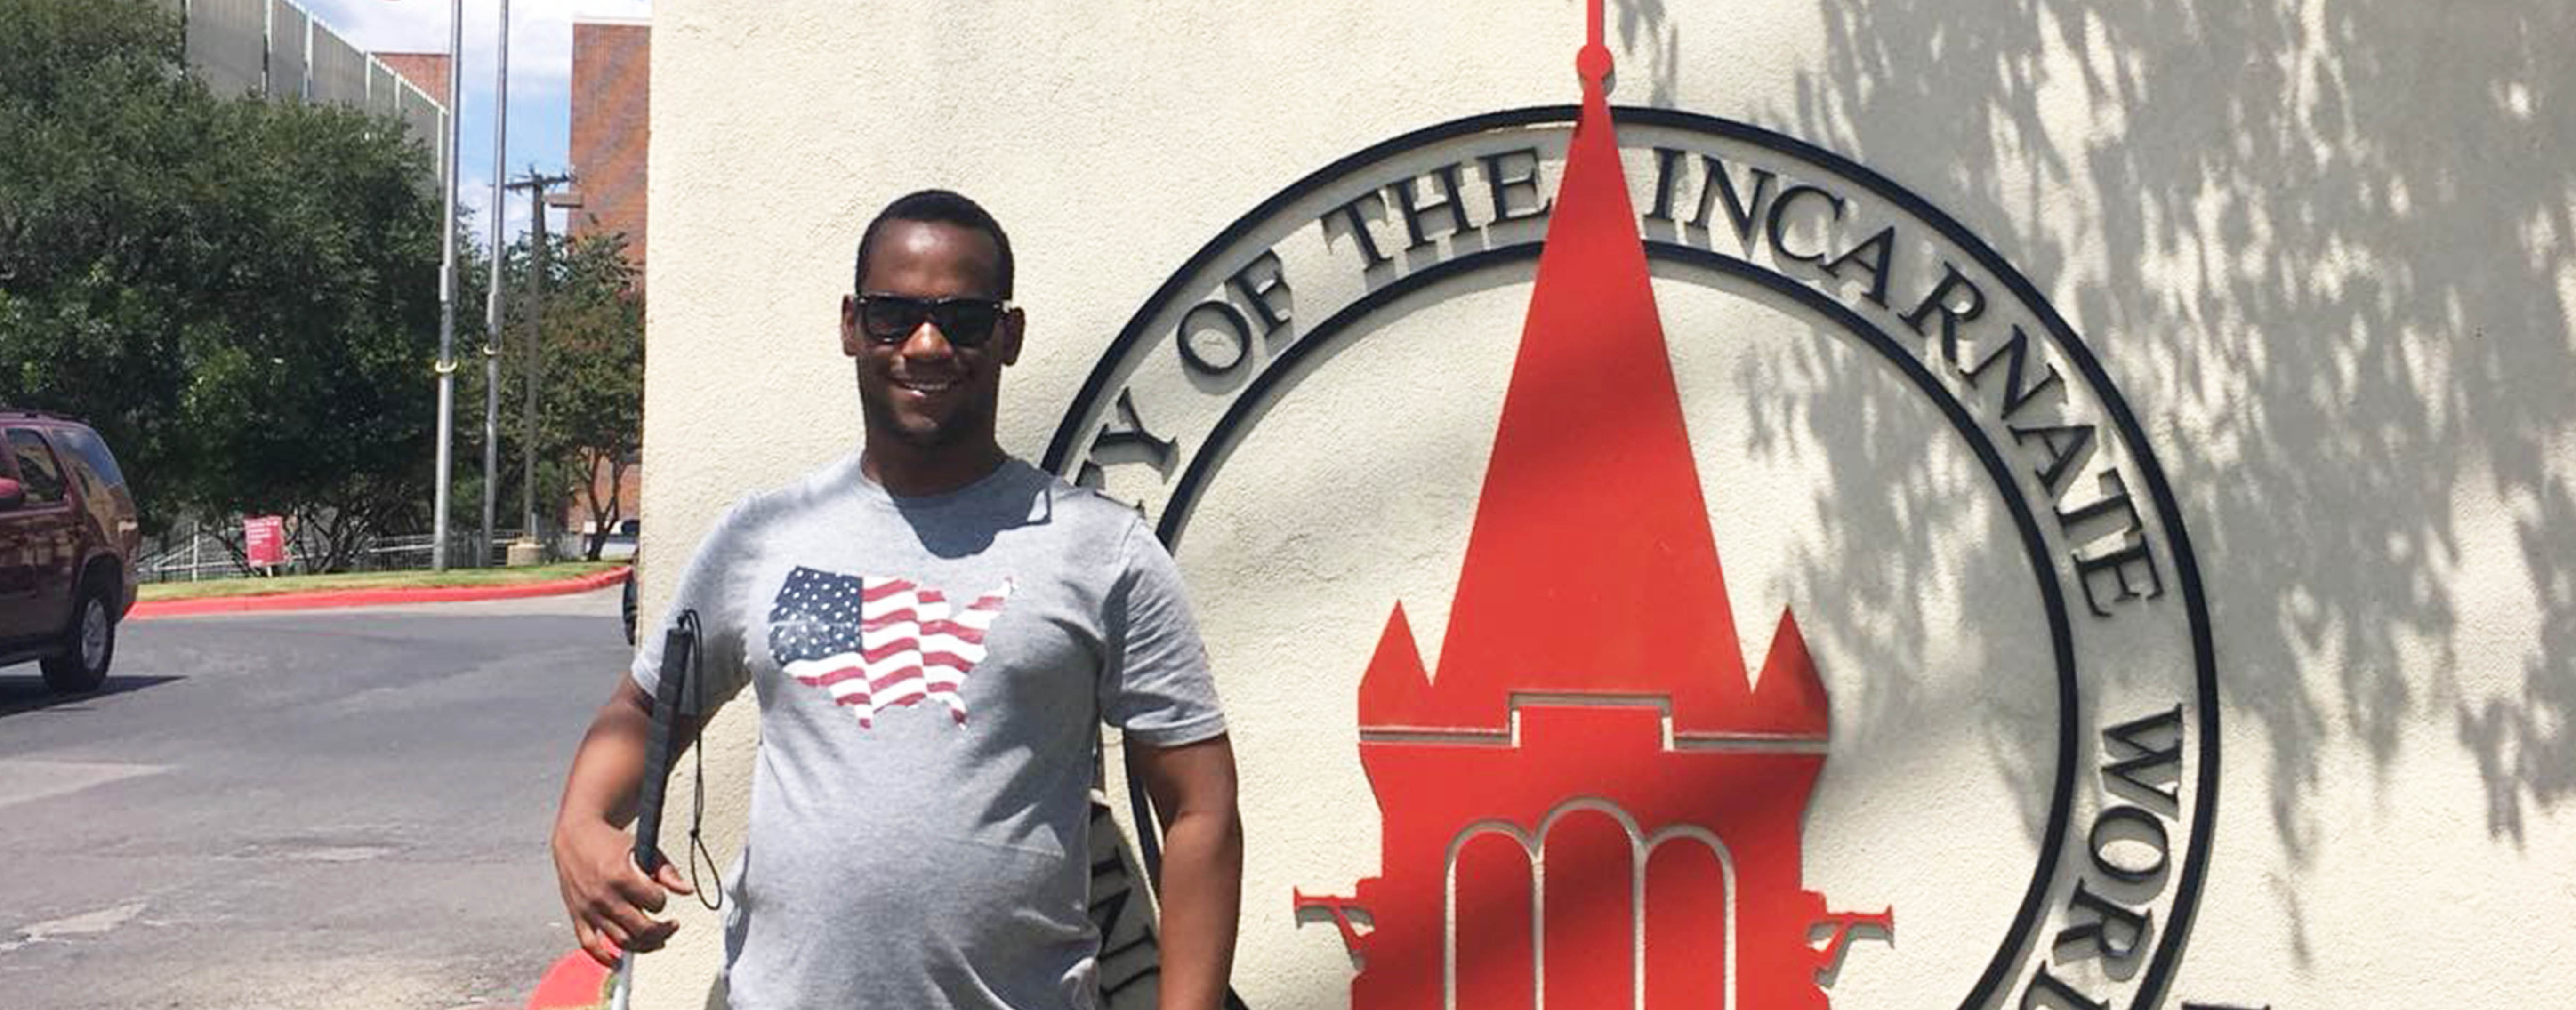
[0,587,632,1010]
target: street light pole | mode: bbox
[482,327,499,564]
[430,0,465,570]
[481,326,500,563]
[480,0,512,567]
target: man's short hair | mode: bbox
[853,189,1015,300]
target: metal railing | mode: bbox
[136,528,555,583]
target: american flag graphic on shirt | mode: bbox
[768,567,1014,727]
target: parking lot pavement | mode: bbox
[0,587,632,1010]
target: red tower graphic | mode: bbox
[1294,4,1889,1007]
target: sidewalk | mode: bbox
[129,566,630,619]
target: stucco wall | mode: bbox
[633,1,2576,1006]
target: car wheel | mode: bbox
[621,572,638,645]
[40,580,116,694]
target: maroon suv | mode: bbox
[0,411,139,692]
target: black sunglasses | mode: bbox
[854,294,1011,348]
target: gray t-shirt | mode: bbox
[630,455,1226,1010]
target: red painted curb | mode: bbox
[526,949,612,1009]
[129,566,630,620]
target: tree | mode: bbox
[0,0,215,529]
[170,96,446,572]
[539,234,645,561]
[0,0,449,570]
[462,230,643,561]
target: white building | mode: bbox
[623,2,2576,1007]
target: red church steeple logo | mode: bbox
[1286,5,1889,1007]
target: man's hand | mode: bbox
[552,818,694,967]
[550,676,704,967]
[1129,733,1243,1010]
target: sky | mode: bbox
[292,0,652,247]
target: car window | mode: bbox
[48,425,127,491]
[7,429,68,505]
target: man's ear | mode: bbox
[838,294,862,357]
[996,306,1025,367]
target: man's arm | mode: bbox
[1128,733,1243,1010]
[550,676,700,967]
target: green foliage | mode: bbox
[0,0,207,511]
[462,230,644,561]
[538,234,645,560]
[0,0,450,569]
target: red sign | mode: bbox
[243,515,286,568]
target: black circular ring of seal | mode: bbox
[1047,105,2219,1010]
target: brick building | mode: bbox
[569,16,651,271]
[563,15,651,539]
[370,52,451,107]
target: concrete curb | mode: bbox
[129,566,631,620]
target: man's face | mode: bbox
[841,220,1023,452]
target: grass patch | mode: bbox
[138,561,625,602]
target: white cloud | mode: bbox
[298,0,652,89]
[456,172,536,254]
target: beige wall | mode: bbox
[635,1,2576,1006]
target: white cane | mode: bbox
[615,614,699,1010]
[609,950,636,1010]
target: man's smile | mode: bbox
[894,373,962,394]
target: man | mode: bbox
[550,189,1243,1010]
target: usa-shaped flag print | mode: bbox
[769,567,1014,727]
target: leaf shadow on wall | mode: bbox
[1733,0,2576,934]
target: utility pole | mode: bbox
[430,0,466,570]
[503,169,575,566]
